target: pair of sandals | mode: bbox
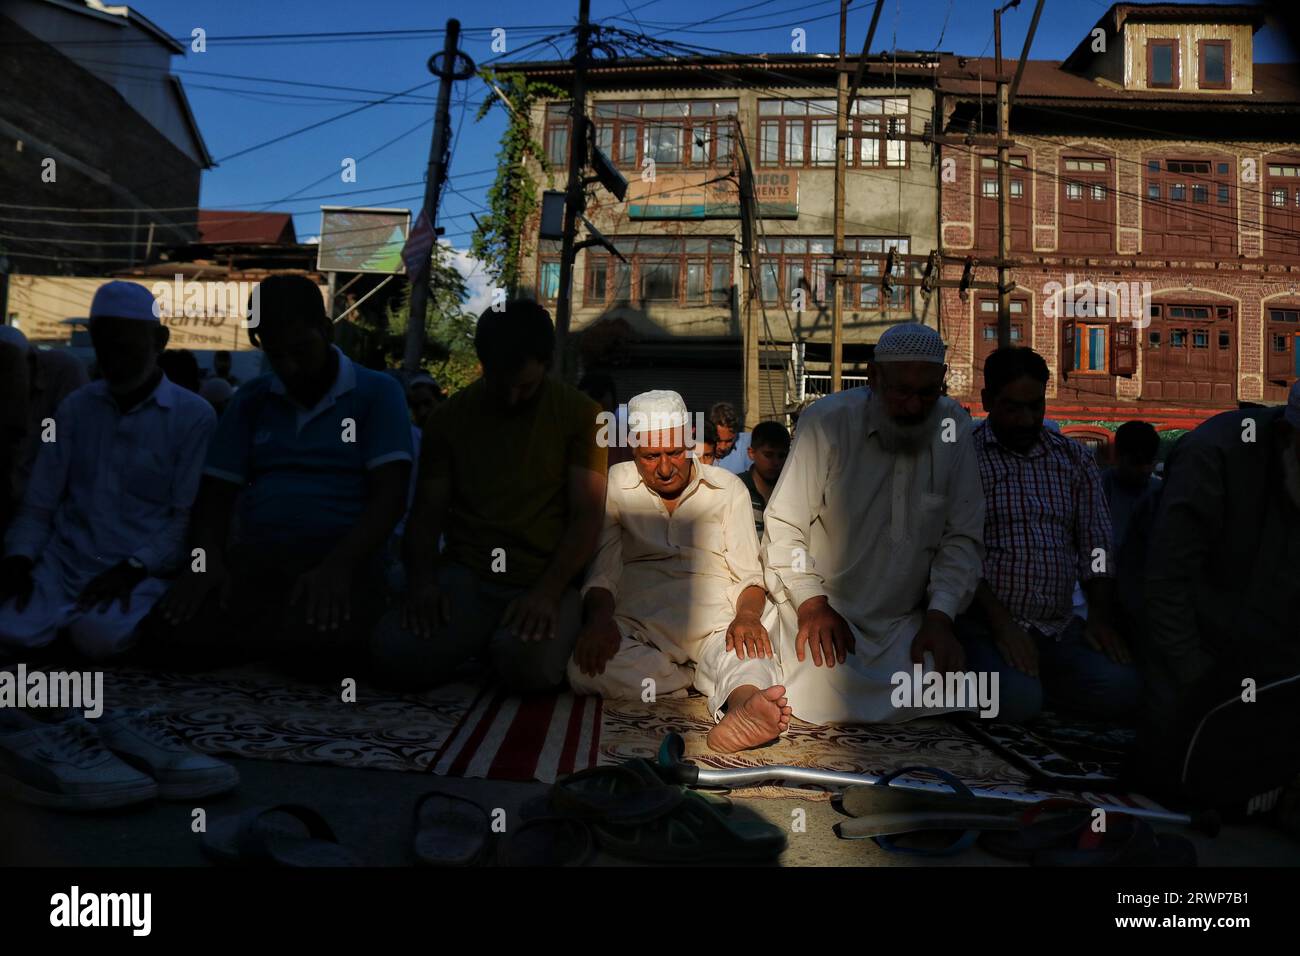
[201,758,786,867]
[834,767,1196,866]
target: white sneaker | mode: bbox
[0,710,159,810]
[93,709,239,800]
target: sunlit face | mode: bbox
[749,442,788,484]
[633,428,692,499]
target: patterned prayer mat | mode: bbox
[102,666,464,773]
[98,667,1164,811]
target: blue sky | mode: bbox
[142,1,1295,304]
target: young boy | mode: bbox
[737,420,791,539]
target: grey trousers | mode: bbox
[369,561,580,693]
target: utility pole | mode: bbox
[992,0,1042,349]
[994,3,1013,349]
[553,0,592,380]
[404,19,473,371]
[831,1,848,394]
[735,118,760,430]
[832,0,884,392]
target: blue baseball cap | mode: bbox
[89,281,161,323]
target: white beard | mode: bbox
[866,390,942,455]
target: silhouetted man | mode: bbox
[371,300,607,692]
[0,282,215,659]
[151,275,412,674]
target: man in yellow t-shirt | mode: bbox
[370,301,608,692]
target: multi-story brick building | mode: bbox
[513,3,1298,441]
[937,2,1300,442]
[513,53,944,422]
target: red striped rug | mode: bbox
[431,685,604,782]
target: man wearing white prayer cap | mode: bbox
[0,281,216,658]
[569,389,792,752]
[761,321,987,724]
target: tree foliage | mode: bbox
[352,243,481,395]
[470,69,565,293]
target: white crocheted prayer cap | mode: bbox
[627,389,690,435]
[873,322,946,364]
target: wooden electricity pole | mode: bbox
[831,1,849,393]
[553,0,592,380]
[832,0,884,392]
[404,20,472,371]
[993,0,1043,348]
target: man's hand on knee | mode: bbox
[76,561,147,614]
[991,619,1039,677]
[573,616,621,677]
[502,585,560,642]
[401,572,450,639]
[157,562,229,626]
[795,596,855,668]
[726,610,772,660]
[911,610,965,674]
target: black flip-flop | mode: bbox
[201,804,363,867]
[549,760,684,825]
[413,792,491,866]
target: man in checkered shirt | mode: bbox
[957,346,1140,723]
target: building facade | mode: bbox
[937,2,1300,442]
[514,54,943,422]
[0,0,213,279]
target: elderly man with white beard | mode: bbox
[761,323,985,724]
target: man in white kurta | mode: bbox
[0,282,216,660]
[568,390,790,752]
[762,323,985,724]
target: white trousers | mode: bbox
[773,600,970,725]
[0,554,166,660]
[567,610,783,721]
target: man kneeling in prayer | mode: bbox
[567,390,790,752]
[762,322,985,724]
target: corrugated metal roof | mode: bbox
[197,211,297,245]
[937,57,1300,109]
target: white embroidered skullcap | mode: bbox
[1287,380,1300,429]
[627,389,690,435]
[873,322,946,364]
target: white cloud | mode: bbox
[440,242,493,316]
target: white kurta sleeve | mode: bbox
[721,476,764,609]
[761,405,831,610]
[130,404,217,575]
[580,484,623,601]
[926,420,985,620]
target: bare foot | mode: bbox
[708,685,789,753]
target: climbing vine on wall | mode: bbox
[470,70,565,294]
